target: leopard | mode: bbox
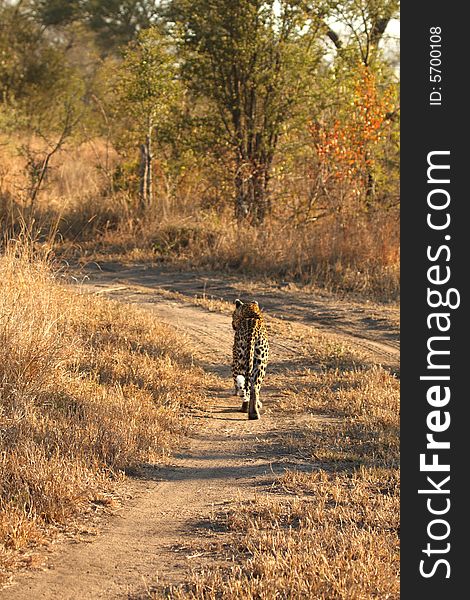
[231,299,269,420]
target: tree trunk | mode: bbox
[138,130,153,210]
[145,131,153,205]
[251,163,270,224]
[235,168,249,221]
[364,150,376,207]
[138,142,148,209]
[234,159,270,224]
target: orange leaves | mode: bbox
[310,66,396,199]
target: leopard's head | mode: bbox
[232,299,261,330]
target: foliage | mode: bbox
[34,0,159,51]
[113,27,180,146]
[105,26,181,206]
[0,0,399,266]
[310,63,398,209]
[0,1,68,107]
[168,0,322,223]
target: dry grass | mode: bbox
[177,215,398,302]
[0,136,399,302]
[0,242,207,581]
[64,214,399,302]
[162,468,399,599]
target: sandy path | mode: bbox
[2,266,399,598]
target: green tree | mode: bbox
[87,0,158,50]
[35,0,159,52]
[34,0,83,26]
[0,1,63,106]
[113,27,179,208]
[168,0,320,224]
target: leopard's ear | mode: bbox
[235,299,243,308]
[253,301,259,306]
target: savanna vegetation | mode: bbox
[1,0,400,594]
[1,0,399,301]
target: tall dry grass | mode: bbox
[146,213,399,301]
[0,241,207,580]
[0,136,399,302]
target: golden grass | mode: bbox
[0,242,207,581]
[64,213,399,302]
[0,136,399,302]
[163,467,399,599]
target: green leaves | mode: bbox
[110,27,180,151]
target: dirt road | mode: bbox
[2,264,399,599]
[79,263,399,370]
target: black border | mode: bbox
[401,3,467,596]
